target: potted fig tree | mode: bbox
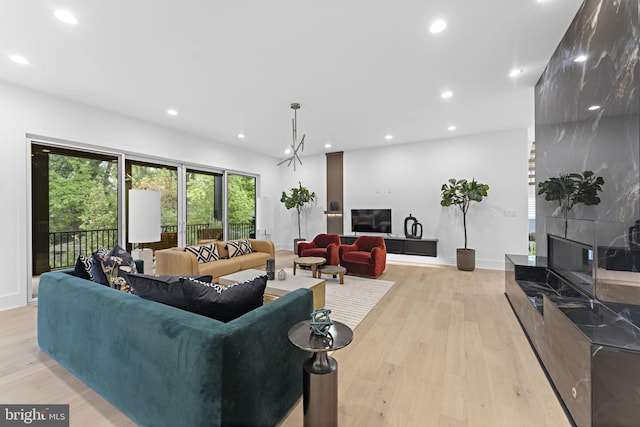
[280,181,316,254]
[440,178,490,271]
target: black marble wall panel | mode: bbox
[535,0,640,304]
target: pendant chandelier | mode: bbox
[278,103,305,171]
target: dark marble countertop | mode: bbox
[548,296,640,352]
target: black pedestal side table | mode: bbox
[288,320,353,427]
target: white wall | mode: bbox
[270,128,530,269]
[0,80,281,311]
[341,129,530,269]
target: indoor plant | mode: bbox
[440,178,490,271]
[280,182,316,254]
[537,171,604,237]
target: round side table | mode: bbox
[293,256,326,278]
[288,320,353,427]
[318,265,347,285]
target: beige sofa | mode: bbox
[155,239,275,279]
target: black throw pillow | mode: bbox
[128,274,213,309]
[90,247,110,285]
[74,255,93,280]
[180,275,267,322]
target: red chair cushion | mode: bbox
[342,251,371,264]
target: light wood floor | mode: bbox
[0,252,570,427]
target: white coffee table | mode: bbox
[219,269,326,310]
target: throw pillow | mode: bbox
[90,247,110,285]
[184,243,220,263]
[180,275,267,322]
[226,239,252,258]
[99,244,139,293]
[128,274,213,309]
[74,255,93,280]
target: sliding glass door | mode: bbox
[227,174,256,239]
[125,160,178,251]
[31,143,120,296]
[186,169,223,245]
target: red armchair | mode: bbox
[339,236,387,278]
[297,234,341,265]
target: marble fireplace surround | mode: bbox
[506,248,640,427]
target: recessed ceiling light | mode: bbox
[509,68,523,78]
[574,55,588,63]
[9,54,29,65]
[429,20,447,34]
[448,125,457,131]
[237,133,245,139]
[284,148,291,154]
[324,143,332,148]
[588,105,601,111]
[54,10,78,25]
[385,134,393,140]
[441,90,453,99]
[167,109,178,116]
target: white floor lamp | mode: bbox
[128,189,161,273]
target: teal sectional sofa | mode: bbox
[37,270,313,427]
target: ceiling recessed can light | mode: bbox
[284,148,291,154]
[509,68,523,77]
[588,105,601,111]
[237,133,245,139]
[441,90,453,99]
[429,20,447,33]
[448,125,457,131]
[324,143,331,148]
[9,54,29,65]
[54,10,78,25]
[166,109,178,116]
[385,134,393,140]
[574,55,588,63]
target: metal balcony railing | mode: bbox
[46,222,256,270]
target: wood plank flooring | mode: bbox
[0,252,570,426]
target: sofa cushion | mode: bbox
[128,273,213,309]
[74,255,93,280]
[180,275,267,322]
[227,239,253,258]
[184,243,220,263]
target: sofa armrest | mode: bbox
[249,239,275,258]
[221,289,313,426]
[155,248,198,275]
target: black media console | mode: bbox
[340,235,437,257]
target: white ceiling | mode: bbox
[0,0,583,159]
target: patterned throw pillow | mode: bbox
[180,275,267,322]
[184,243,220,263]
[226,239,252,258]
[90,247,111,285]
[74,255,93,280]
[99,244,138,293]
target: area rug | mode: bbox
[281,268,395,330]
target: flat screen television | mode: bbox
[351,209,392,234]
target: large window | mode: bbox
[125,160,178,251]
[31,143,119,277]
[186,169,223,245]
[227,174,256,239]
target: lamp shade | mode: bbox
[128,189,161,243]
